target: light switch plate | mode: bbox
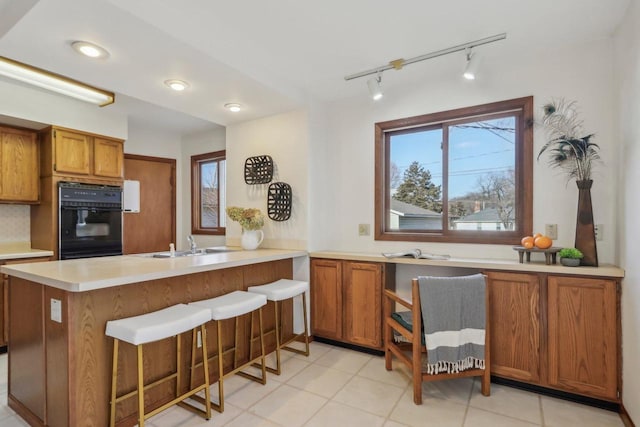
[51,298,62,323]
[358,224,370,236]
[545,224,558,240]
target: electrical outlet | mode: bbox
[595,224,603,241]
[545,224,558,240]
[358,224,370,236]
[51,298,62,323]
[197,330,202,348]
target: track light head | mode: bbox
[463,48,479,80]
[367,73,383,100]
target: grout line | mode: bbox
[539,394,546,427]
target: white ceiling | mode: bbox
[0,0,631,135]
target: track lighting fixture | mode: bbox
[344,33,506,97]
[367,73,383,101]
[463,48,479,80]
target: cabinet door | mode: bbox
[0,128,39,202]
[54,129,90,175]
[548,276,618,400]
[486,271,540,382]
[343,261,383,349]
[94,137,123,178]
[310,259,342,340]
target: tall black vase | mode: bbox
[575,179,598,266]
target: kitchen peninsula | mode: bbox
[1,248,307,427]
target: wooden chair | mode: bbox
[383,276,491,404]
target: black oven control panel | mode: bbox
[59,182,122,208]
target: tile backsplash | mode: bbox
[0,205,30,242]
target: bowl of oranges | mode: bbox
[514,233,559,264]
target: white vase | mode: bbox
[241,229,264,250]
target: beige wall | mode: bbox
[614,0,640,421]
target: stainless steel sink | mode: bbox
[151,247,238,258]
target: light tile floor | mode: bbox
[0,342,626,427]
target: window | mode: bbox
[375,97,533,244]
[191,150,226,235]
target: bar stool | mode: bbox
[190,290,267,412]
[105,303,212,427]
[247,279,310,375]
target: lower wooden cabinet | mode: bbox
[547,275,618,400]
[1,257,51,348]
[485,271,620,402]
[311,258,394,350]
[486,271,540,383]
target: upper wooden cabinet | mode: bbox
[0,126,39,203]
[40,127,124,181]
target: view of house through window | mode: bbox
[191,150,226,235]
[376,97,532,244]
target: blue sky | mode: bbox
[389,117,515,198]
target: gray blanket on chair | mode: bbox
[418,274,486,375]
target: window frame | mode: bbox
[374,96,533,244]
[191,150,226,235]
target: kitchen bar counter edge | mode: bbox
[1,248,308,292]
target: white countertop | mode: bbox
[310,250,625,278]
[0,242,54,261]
[1,248,308,292]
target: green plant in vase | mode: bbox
[538,99,601,267]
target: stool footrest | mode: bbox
[145,383,209,420]
[114,372,178,403]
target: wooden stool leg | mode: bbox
[189,328,197,390]
[137,344,146,427]
[109,339,119,427]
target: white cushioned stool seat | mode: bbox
[105,303,210,345]
[191,290,267,320]
[248,279,309,302]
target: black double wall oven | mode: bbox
[58,182,123,260]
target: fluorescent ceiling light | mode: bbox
[0,56,114,106]
[224,103,242,112]
[71,41,110,59]
[164,79,189,91]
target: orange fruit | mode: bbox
[533,232,543,240]
[534,235,552,249]
[521,236,534,249]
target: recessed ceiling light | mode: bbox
[71,41,109,59]
[164,79,190,91]
[225,103,242,112]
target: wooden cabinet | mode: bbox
[53,129,91,175]
[41,126,124,180]
[1,257,50,348]
[311,259,342,339]
[485,271,620,402]
[0,126,39,203]
[486,271,540,383]
[310,258,393,350]
[547,275,618,400]
[93,137,124,178]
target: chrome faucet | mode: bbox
[187,235,197,254]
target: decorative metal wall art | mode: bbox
[244,155,274,184]
[267,182,292,221]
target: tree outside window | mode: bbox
[191,151,225,235]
